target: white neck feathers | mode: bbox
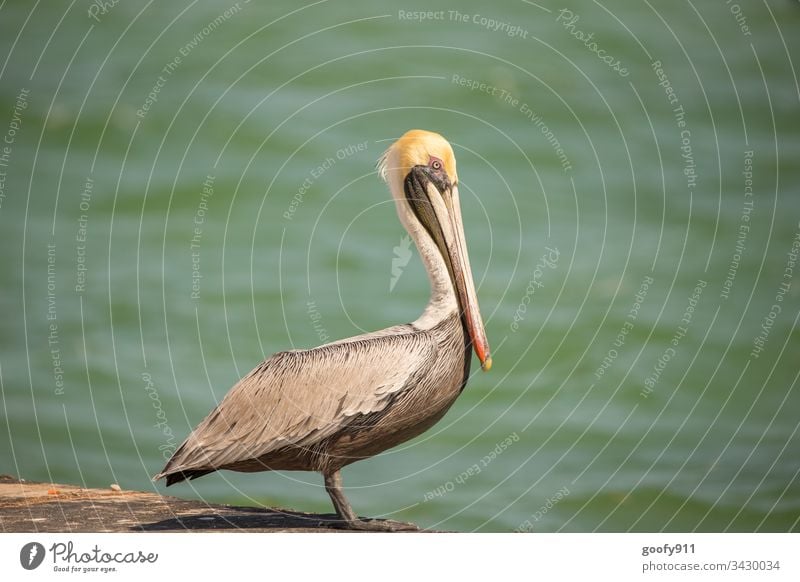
[382,160,458,330]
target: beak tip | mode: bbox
[481,356,492,372]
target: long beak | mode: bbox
[444,184,492,371]
[409,174,492,371]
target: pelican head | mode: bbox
[379,130,491,371]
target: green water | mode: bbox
[1,0,798,532]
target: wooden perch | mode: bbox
[0,475,422,533]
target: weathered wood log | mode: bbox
[0,475,421,532]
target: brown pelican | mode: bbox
[154,129,491,530]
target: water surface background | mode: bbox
[1,0,798,531]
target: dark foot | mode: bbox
[323,469,418,531]
[343,518,419,532]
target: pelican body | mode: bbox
[155,130,491,530]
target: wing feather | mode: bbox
[157,328,435,477]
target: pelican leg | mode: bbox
[324,469,359,523]
[323,470,416,532]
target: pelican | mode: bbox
[154,129,492,530]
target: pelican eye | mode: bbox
[429,157,443,171]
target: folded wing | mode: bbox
[155,328,436,481]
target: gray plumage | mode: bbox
[154,130,491,530]
[156,315,469,485]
